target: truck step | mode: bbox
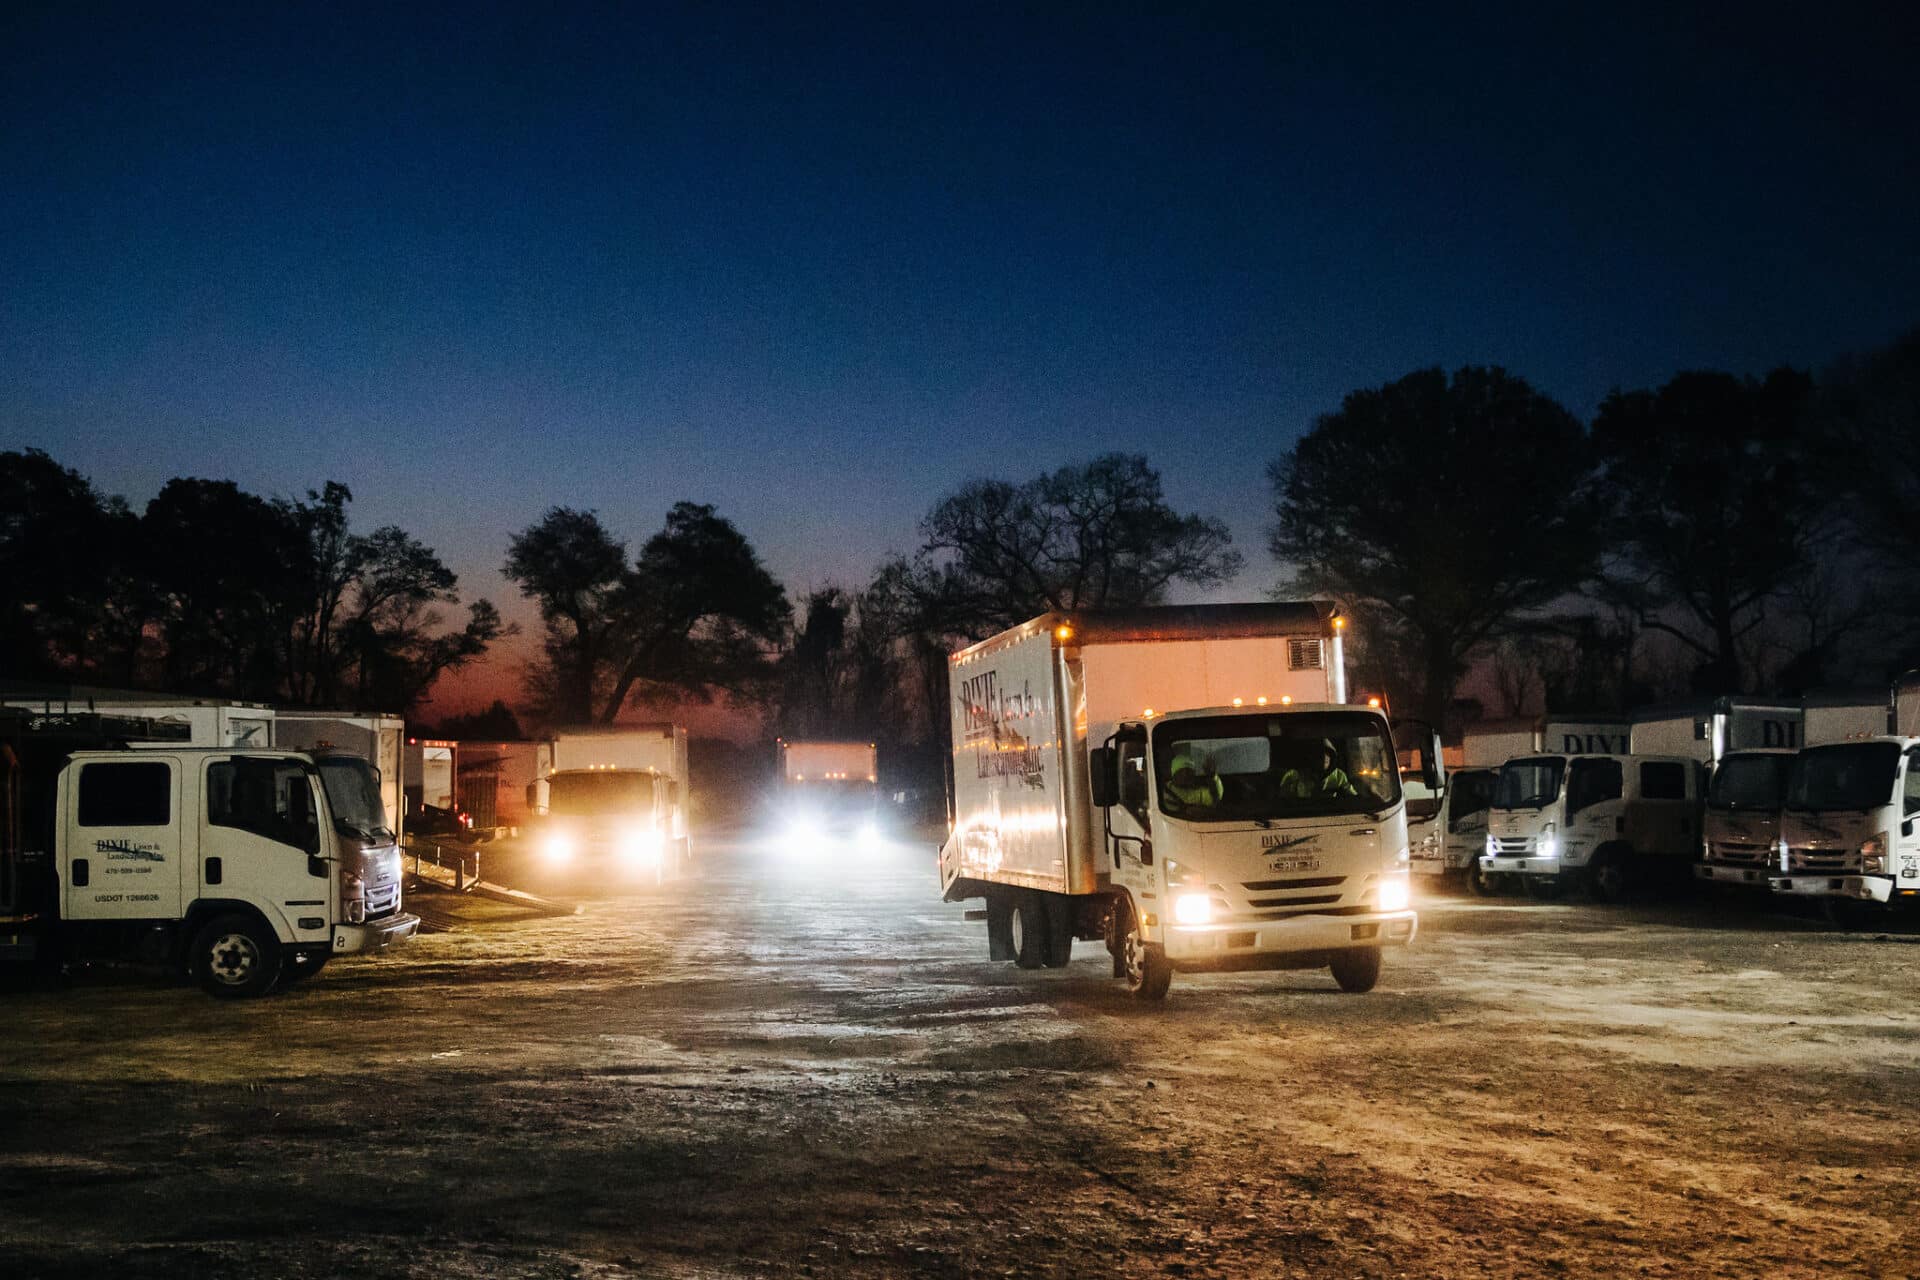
[963,908,988,921]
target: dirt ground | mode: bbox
[3,829,1918,1279]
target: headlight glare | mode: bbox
[1172,892,1213,925]
[1378,876,1412,912]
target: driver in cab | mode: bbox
[1279,738,1359,800]
[1167,749,1224,809]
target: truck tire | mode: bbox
[985,893,1014,962]
[1041,892,1074,968]
[190,913,283,998]
[1329,946,1383,993]
[1466,858,1500,897]
[1586,848,1629,903]
[1118,903,1172,1000]
[1010,891,1050,969]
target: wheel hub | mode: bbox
[210,934,257,984]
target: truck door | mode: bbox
[1445,770,1494,862]
[1896,748,1920,892]
[63,757,187,921]
[1563,758,1623,865]
[1108,731,1157,900]
[199,756,329,946]
[1629,760,1694,856]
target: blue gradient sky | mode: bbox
[4,3,1916,715]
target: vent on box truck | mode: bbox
[1288,639,1324,671]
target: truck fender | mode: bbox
[175,899,287,966]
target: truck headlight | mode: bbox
[1537,823,1558,859]
[1777,836,1790,873]
[856,820,884,852]
[620,829,663,865]
[1485,834,1496,857]
[1861,833,1889,875]
[1378,877,1411,912]
[543,832,576,863]
[1172,893,1213,925]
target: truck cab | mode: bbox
[1410,766,1495,884]
[530,768,680,878]
[24,745,417,995]
[1479,752,1701,900]
[1771,736,1920,914]
[1696,749,1796,891]
[1089,704,1419,994]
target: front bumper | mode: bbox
[1412,853,1472,877]
[1768,875,1892,904]
[1696,862,1771,888]
[1165,909,1417,972]
[333,912,422,954]
[1480,855,1565,879]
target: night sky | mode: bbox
[5,3,1917,715]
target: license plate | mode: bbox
[1267,856,1321,873]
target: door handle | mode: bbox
[205,856,223,886]
[72,858,89,887]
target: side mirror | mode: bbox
[1089,746,1117,808]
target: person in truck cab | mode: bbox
[1279,739,1358,800]
[1168,749,1223,808]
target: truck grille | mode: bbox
[1491,837,1534,855]
[1707,841,1770,868]
[1241,876,1347,892]
[365,882,402,920]
[1786,847,1859,874]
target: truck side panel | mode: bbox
[946,627,1071,894]
[1074,635,1333,743]
[60,755,189,922]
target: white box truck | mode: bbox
[529,724,691,877]
[1771,736,1920,919]
[771,739,882,849]
[937,604,1436,1001]
[2,687,275,748]
[274,711,405,843]
[0,709,417,995]
[1478,752,1702,900]
[1462,716,1631,767]
[1409,766,1496,883]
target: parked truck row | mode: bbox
[1439,696,1920,918]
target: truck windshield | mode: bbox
[550,771,656,816]
[1786,743,1900,812]
[317,756,391,839]
[1152,712,1400,822]
[1493,757,1565,810]
[1709,754,1791,811]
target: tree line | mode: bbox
[0,455,505,711]
[6,325,1915,746]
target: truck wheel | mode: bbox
[1010,891,1050,969]
[1118,905,1172,1000]
[1041,893,1074,968]
[985,893,1014,962]
[190,913,283,998]
[1329,946,1382,993]
[1586,849,1628,903]
[1466,859,1499,898]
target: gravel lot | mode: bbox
[3,830,1917,1278]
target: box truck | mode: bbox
[1477,752,1702,900]
[1461,716,1631,768]
[274,711,405,843]
[1770,736,1920,918]
[529,724,691,876]
[0,709,417,995]
[1410,767,1497,884]
[2,686,275,748]
[454,740,540,833]
[771,739,882,850]
[937,604,1435,1001]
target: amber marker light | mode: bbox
[1053,623,1075,642]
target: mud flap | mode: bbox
[1041,892,1074,968]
